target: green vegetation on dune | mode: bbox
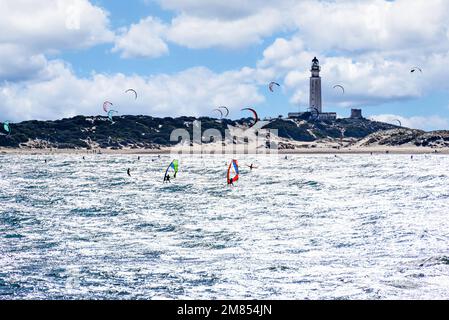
[0,115,405,149]
[265,118,397,141]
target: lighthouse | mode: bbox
[309,57,322,113]
[288,56,336,121]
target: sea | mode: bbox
[1,153,449,300]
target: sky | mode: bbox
[1,0,449,131]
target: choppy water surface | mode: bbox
[1,153,449,300]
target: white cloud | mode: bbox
[371,114,449,131]
[126,0,448,110]
[113,1,291,55]
[3,0,449,121]
[113,0,449,68]
[0,0,113,53]
[158,0,288,19]
[153,0,449,53]
[0,64,264,122]
[0,0,113,82]
[112,17,169,59]
[0,45,49,82]
[290,0,449,55]
[165,8,286,49]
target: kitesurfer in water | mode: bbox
[229,177,234,186]
[247,164,257,171]
[164,174,171,183]
[127,168,131,177]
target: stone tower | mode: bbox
[309,57,322,113]
[350,109,363,119]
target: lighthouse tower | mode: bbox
[309,57,322,113]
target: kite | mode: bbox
[3,121,10,135]
[103,101,113,113]
[219,106,230,117]
[395,119,402,127]
[411,67,422,73]
[213,109,224,119]
[241,107,259,128]
[269,82,280,92]
[333,85,345,94]
[125,89,138,100]
[227,160,239,185]
[108,110,118,123]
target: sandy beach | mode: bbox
[1,145,448,155]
